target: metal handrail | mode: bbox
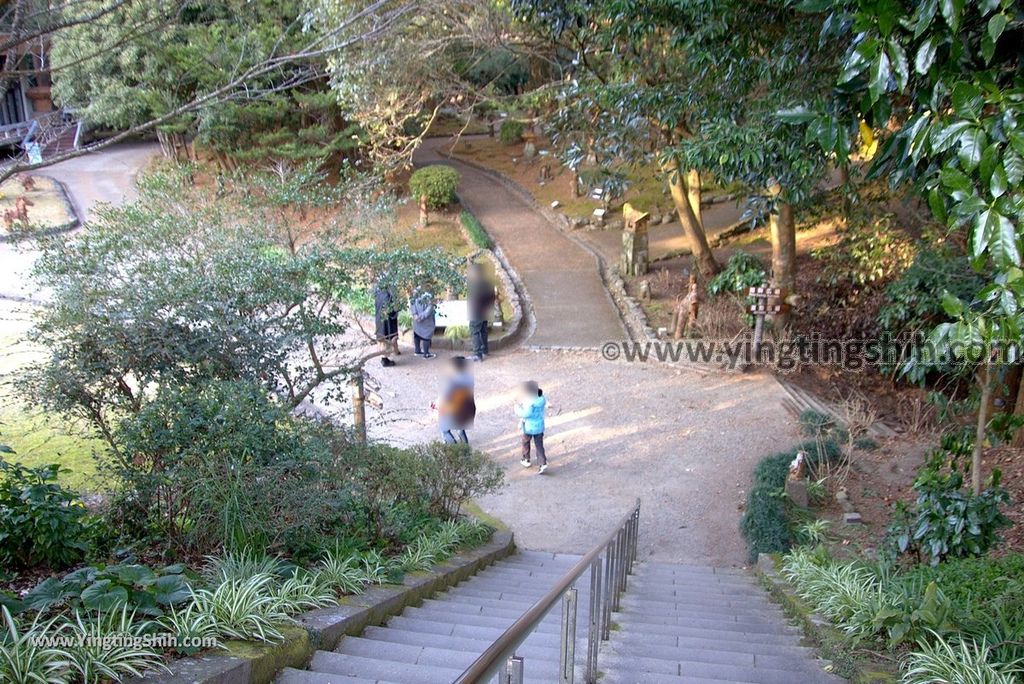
[455,499,641,684]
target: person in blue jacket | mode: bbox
[515,380,548,474]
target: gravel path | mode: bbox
[363,347,799,567]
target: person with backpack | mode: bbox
[515,380,548,474]
[434,356,476,443]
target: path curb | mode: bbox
[132,531,515,684]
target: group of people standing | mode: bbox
[372,263,548,474]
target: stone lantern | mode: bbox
[621,202,650,276]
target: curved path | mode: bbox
[415,138,625,348]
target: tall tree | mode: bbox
[796,0,1024,490]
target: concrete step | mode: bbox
[600,670,759,684]
[607,630,815,658]
[609,618,801,642]
[334,636,567,677]
[619,594,785,615]
[615,611,793,632]
[600,653,841,684]
[276,666,393,684]
[419,597,590,621]
[359,626,573,661]
[603,641,826,672]
[386,614,562,638]
[308,652,462,684]
[400,605,564,630]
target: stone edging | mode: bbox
[134,531,515,684]
[754,553,892,683]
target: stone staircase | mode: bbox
[277,551,842,684]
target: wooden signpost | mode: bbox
[748,285,783,357]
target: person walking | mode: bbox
[373,279,399,367]
[410,289,436,359]
[434,356,476,443]
[467,262,496,362]
[515,381,548,474]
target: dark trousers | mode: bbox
[414,333,432,355]
[521,433,546,465]
[470,320,489,356]
[442,429,468,444]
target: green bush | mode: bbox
[409,165,460,209]
[499,119,526,144]
[460,210,493,249]
[740,451,795,561]
[707,252,767,296]
[0,459,90,570]
[888,450,1011,566]
[415,442,504,518]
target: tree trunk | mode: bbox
[662,156,719,277]
[973,360,994,495]
[686,168,702,228]
[769,202,797,330]
[351,371,367,443]
[1013,368,1024,448]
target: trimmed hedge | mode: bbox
[410,165,460,209]
[740,439,843,562]
[459,210,493,250]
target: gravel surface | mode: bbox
[361,346,800,568]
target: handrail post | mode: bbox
[501,655,524,684]
[559,587,577,684]
[601,540,614,640]
[586,560,601,683]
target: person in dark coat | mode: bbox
[373,280,399,367]
[467,263,496,362]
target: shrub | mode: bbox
[111,380,353,555]
[0,460,89,571]
[460,210,493,249]
[415,442,504,518]
[409,165,460,209]
[499,119,525,144]
[740,451,794,561]
[707,252,767,296]
[185,574,291,642]
[891,451,1011,566]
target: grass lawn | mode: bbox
[0,333,104,490]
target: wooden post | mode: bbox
[748,285,783,360]
[418,195,429,228]
[351,371,367,443]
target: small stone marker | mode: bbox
[522,130,537,159]
[638,279,652,301]
[748,284,784,357]
[843,512,864,525]
[590,187,605,201]
[620,203,650,276]
[550,200,561,209]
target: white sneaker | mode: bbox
[520,459,531,467]
[538,464,548,474]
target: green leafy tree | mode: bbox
[20,166,464,453]
[796,0,1024,489]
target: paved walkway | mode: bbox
[416,139,626,348]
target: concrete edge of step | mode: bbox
[753,552,892,683]
[128,531,515,684]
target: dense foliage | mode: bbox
[408,165,460,209]
[0,460,89,571]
